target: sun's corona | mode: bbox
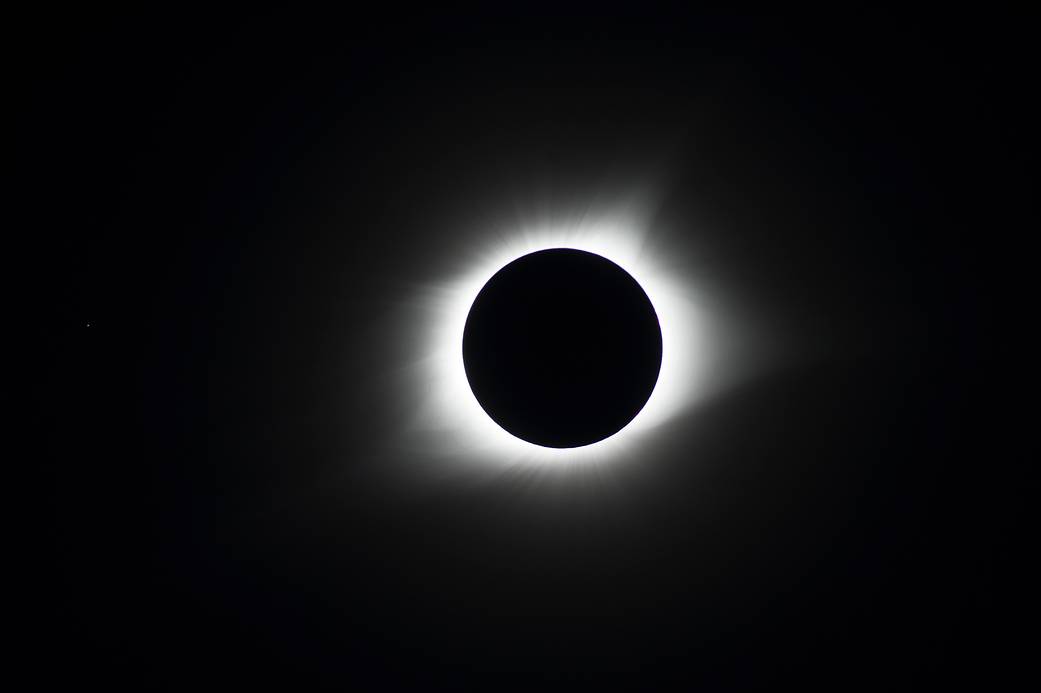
[401,213,708,472]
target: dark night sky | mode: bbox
[32,9,1028,689]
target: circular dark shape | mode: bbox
[463,248,663,448]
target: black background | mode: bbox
[32,8,1027,689]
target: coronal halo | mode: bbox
[392,201,720,476]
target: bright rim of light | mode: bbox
[400,212,708,473]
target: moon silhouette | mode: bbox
[463,248,663,448]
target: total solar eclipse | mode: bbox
[462,248,663,448]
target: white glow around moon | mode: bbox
[391,200,732,476]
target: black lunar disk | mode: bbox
[462,248,663,448]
